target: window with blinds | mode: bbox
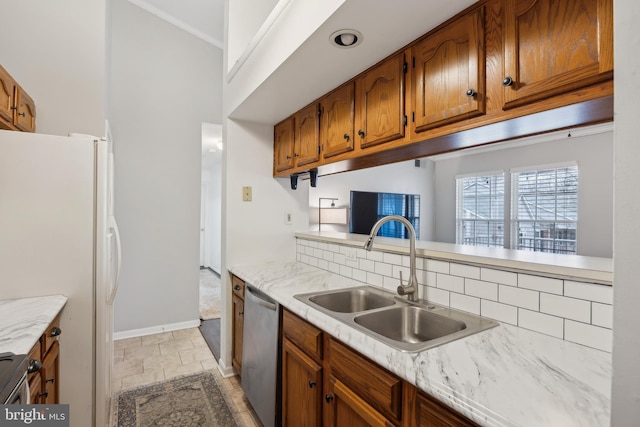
[511,165,578,254]
[456,173,505,247]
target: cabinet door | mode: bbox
[14,85,36,132]
[320,83,355,159]
[357,53,405,149]
[324,376,393,427]
[42,341,60,404]
[294,103,320,167]
[231,294,244,374]
[0,66,15,128]
[274,117,295,173]
[412,9,485,132]
[502,0,613,108]
[414,391,479,427]
[282,339,323,427]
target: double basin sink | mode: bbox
[295,286,498,352]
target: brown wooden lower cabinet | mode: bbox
[27,314,61,404]
[281,308,477,427]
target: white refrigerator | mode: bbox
[0,128,121,427]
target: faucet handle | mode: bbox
[399,270,404,286]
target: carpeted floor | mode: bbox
[113,370,239,427]
[200,268,221,320]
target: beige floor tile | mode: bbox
[113,348,125,363]
[237,409,260,427]
[111,378,123,393]
[112,358,144,379]
[172,328,202,340]
[124,345,160,362]
[200,359,218,371]
[141,332,174,346]
[163,361,205,379]
[120,370,165,389]
[160,337,194,352]
[178,346,216,365]
[114,336,141,351]
[190,334,209,348]
[142,352,182,371]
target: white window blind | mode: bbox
[456,173,505,247]
[511,165,578,254]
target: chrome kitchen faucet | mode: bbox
[363,215,418,302]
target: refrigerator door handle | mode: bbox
[108,216,122,304]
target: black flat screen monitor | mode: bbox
[349,190,420,239]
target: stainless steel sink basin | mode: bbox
[354,306,466,343]
[308,288,395,313]
[295,286,499,352]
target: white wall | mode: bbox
[611,0,640,423]
[0,0,105,136]
[433,129,613,258]
[308,160,435,240]
[109,0,223,333]
[202,150,222,273]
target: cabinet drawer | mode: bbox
[231,275,245,299]
[328,337,402,422]
[282,309,323,362]
[42,314,62,356]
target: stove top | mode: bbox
[0,352,29,404]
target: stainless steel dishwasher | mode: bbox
[241,285,280,427]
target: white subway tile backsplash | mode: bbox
[518,309,564,339]
[425,259,450,274]
[564,281,613,304]
[296,238,613,352]
[540,294,590,323]
[465,279,498,301]
[481,300,518,325]
[565,320,612,352]
[518,274,563,295]
[592,303,613,329]
[383,252,403,265]
[481,268,518,286]
[352,268,367,283]
[374,261,393,277]
[450,293,480,315]
[450,263,481,280]
[367,272,384,287]
[359,258,375,273]
[424,286,450,306]
[436,273,464,293]
[339,265,353,278]
[499,285,539,311]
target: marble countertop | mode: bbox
[230,261,611,427]
[296,231,613,284]
[0,295,67,355]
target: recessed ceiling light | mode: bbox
[330,29,362,48]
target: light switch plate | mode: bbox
[242,186,252,201]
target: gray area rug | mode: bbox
[113,371,239,427]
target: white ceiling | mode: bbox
[128,0,224,48]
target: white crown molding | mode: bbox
[428,122,614,161]
[128,0,223,49]
[226,0,292,82]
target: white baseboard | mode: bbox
[217,358,236,378]
[114,319,201,340]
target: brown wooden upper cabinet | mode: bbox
[274,117,295,173]
[502,0,613,109]
[356,53,406,149]
[295,103,321,167]
[320,82,355,159]
[0,65,36,133]
[412,8,485,133]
